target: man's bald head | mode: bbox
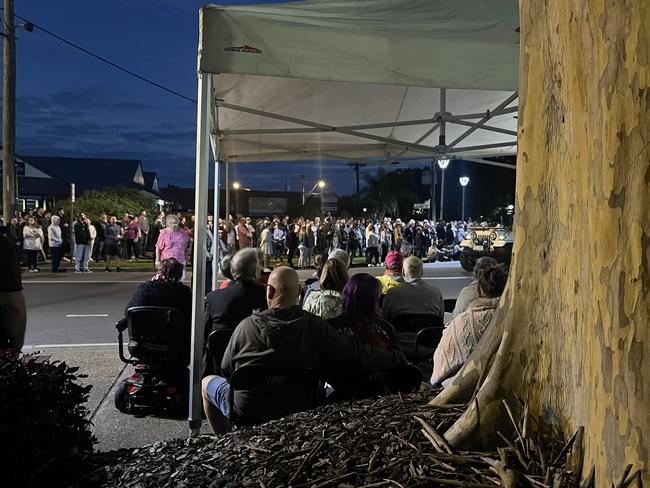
[267,266,300,308]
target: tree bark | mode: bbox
[431,0,650,485]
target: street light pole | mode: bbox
[437,158,450,221]
[2,0,16,223]
[459,176,470,221]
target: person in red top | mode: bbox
[236,218,252,249]
[125,215,141,261]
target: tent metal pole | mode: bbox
[448,118,517,137]
[448,141,517,153]
[439,88,446,147]
[188,72,212,437]
[220,117,437,135]
[383,122,440,165]
[453,106,518,119]
[449,92,518,147]
[210,100,221,292]
[225,160,230,219]
[217,101,439,155]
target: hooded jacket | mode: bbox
[221,306,406,406]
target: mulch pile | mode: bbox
[87,391,579,487]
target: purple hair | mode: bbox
[340,273,381,343]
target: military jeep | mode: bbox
[459,226,514,272]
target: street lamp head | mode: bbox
[437,158,451,170]
[459,176,470,187]
[317,180,326,189]
[232,182,241,190]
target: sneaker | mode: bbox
[105,267,110,272]
[34,269,39,273]
[28,269,35,273]
[74,269,82,273]
[63,257,71,263]
[84,269,92,273]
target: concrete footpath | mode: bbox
[23,344,207,452]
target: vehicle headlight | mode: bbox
[489,231,498,241]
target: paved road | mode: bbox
[22,261,472,346]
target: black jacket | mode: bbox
[74,220,91,245]
[222,306,406,414]
[204,280,267,339]
[126,280,193,330]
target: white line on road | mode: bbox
[23,343,118,349]
[66,314,109,318]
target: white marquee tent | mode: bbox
[188,0,520,433]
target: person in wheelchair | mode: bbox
[125,257,192,330]
[201,266,406,434]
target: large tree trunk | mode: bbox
[431,0,649,484]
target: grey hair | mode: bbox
[327,248,350,268]
[230,248,260,281]
[165,214,179,229]
[402,256,423,280]
[473,256,498,279]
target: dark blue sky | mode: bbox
[8,0,514,211]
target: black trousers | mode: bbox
[25,249,39,270]
[50,246,62,272]
[287,246,297,266]
[366,247,380,265]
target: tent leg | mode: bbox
[211,158,220,291]
[188,72,212,437]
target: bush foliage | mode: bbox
[58,186,158,221]
[0,351,96,487]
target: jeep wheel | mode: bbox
[459,252,475,272]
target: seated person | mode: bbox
[451,256,498,319]
[381,256,444,350]
[303,249,350,303]
[302,258,348,319]
[328,273,401,397]
[217,254,234,289]
[126,257,192,325]
[204,248,267,336]
[376,250,405,295]
[329,273,398,348]
[430,264,508,387]
[300,254,324,305]
[0,226,26,354]
[201,266,406,434]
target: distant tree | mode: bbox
[58,187,157,220]
[362,168,425,218]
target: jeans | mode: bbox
[139,233,149,257]
[74,244,91,270]
[204,375,231,417]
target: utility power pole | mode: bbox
[348,161,366,205]
[2,0,16,223]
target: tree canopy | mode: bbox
[58,187,157,220]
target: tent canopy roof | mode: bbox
[198,0,519,165]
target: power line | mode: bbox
[6,11,197,104]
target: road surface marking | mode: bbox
[66,314,109,318]
[23,342,118,348]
